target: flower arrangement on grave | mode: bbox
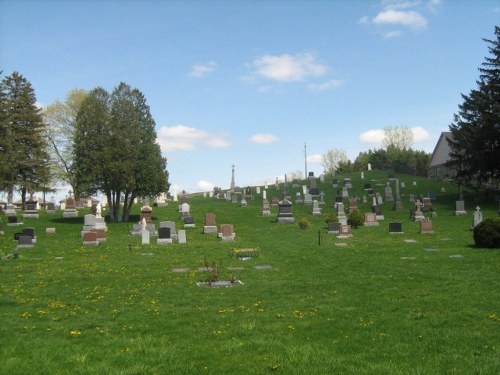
[229,247,260,258]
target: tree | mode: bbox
[73,83,169,222]
[381,126,414,150]
[43,89,88,200]
[447,26,500,188]
[0,72,51,207]
[321,148,348,176]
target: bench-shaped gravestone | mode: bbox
[157,227,172,245]
[389,222,403,234]
[203,213,217,233]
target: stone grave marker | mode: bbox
[337,225,353,238]
[328,222,341,234]
[45,202,56,215]
[337,203,347,225]
[17,235,34,248]
[472,206,483,228]
[389,222,403,234]
[384,183,394,201]
[160,221,177,240]
[63,197,78,218]
[157,227,172,245]
[348,198,357,213]
[184,216,196,228]
[312,200,321,215]
[220,224,235,242]
[309,179,319,195]
[22,227,36,243]
[91,228,106,242]
[295,192,303,204]
[178,230,187,244]
[364,212,379,226]
[46,227,56,235]
[203,213,217,233]
[271,197,280,207]
[277,198,295,224]
[303,193,313,205]
[141,229,150,245]
[319,191,325,205]
[83,231,99,246]
[7,215,22,227]
[420,219,434,234]
[262,200,271,216]
[454,200,466,216]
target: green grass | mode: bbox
[1,170,499,374]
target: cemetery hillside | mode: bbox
[1,170,499,374]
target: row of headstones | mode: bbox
[327,219,435,238]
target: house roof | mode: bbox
[428,132,453,168]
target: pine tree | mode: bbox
[0,72,51,207]
[448,26,500,187]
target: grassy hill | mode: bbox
[1,170,499,374]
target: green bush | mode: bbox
[347,209,364,229]
[325,213,338,224]
[298,218,310,229]
[473,218,500,248]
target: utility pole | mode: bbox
[304,142,308,179]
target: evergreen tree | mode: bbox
[73,83,169,222]
[0,72,51,207]
[448,26,500,187]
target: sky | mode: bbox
[1,0,499,197]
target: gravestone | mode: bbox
[422,197,433,211]
[472,206,483,228]
[302,185,307,194]
[332,178,338,188]
[7,215,22,227]
[363,183,372,191]
[312,200,321,215]
[183,216,196,228]
[367,163,371,171]
[63,197,78,218]
[341,187,349,199]
[337,225,353,239]
[46,202,56,215]
[328,222,341,234]
[220,224,235,242]
[141,229,150,245]
[83,231,99,246]
[23,197,39,219]
[240,196,247,207]
[295,192,303,204]
[414,200,425,221]
[389,222,403,234]
[204,213,217,233]
[303,193,313,205]
[337,203,347,225]
[17,235,34,248]
[271,197,280,207]
[262,200,271,216]
[178,230,187,244]
[409,194,415,203]
[364,212,379,227]
[277,198,295,224]
[309,179,319,195]
[319,191,325,205]
[157,227,172,245]
[384,183,394,202]
[348,198,357,213]
[256,186,261,194]
[91,228,106,242]
[140,206,153,223]
[420,219,434,234]
[292,179,300,188]
[244,186,252,198]
[46,227,56,235]
[160,221,177,240]
[454,200,466,216]
[344,178,352,189]
[22,227,36,243]
[5,204,16,217]
[83,214,96,231]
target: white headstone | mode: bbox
[367,163,371,171]
[361,172,364,179]
[262,190,267,200]
[141,229,150,245]
[178,230,187,244]
[256,186,261,194]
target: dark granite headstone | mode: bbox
[8,216,18,224]
[158,227,171,239]
[389,222,403,233]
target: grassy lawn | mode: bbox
[1,170,499,374]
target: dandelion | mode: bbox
[69,330,82,336]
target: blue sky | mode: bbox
[1,0,498,196]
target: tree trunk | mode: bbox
[106,191,113,222]
[124,193,136,222]
[122,191,130,222]
[21,186,27,211]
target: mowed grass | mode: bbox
[1,170,499,374]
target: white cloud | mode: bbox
[308,79,345,92]
[197,180,214,191]
[250,134,278,144]
[250,53,328,82]
[157,125,231,152]
[373,9,427,31]
[359,129,386,144]
[188,61,217,77]
[359,126,431,145]
[381,30,404,39]
[381,0,421,11]
[307,154,323,163]
[411,126,431,142]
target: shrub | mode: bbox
[325,213,338,225]
[298,218,310,229]
[473,218,500,248]
[347,209,364,229]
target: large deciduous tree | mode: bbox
[73,83,169,222]
[381,126,414,150]
[447,26,500,188]
[43,89,88,200]
[0,71,51,207]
